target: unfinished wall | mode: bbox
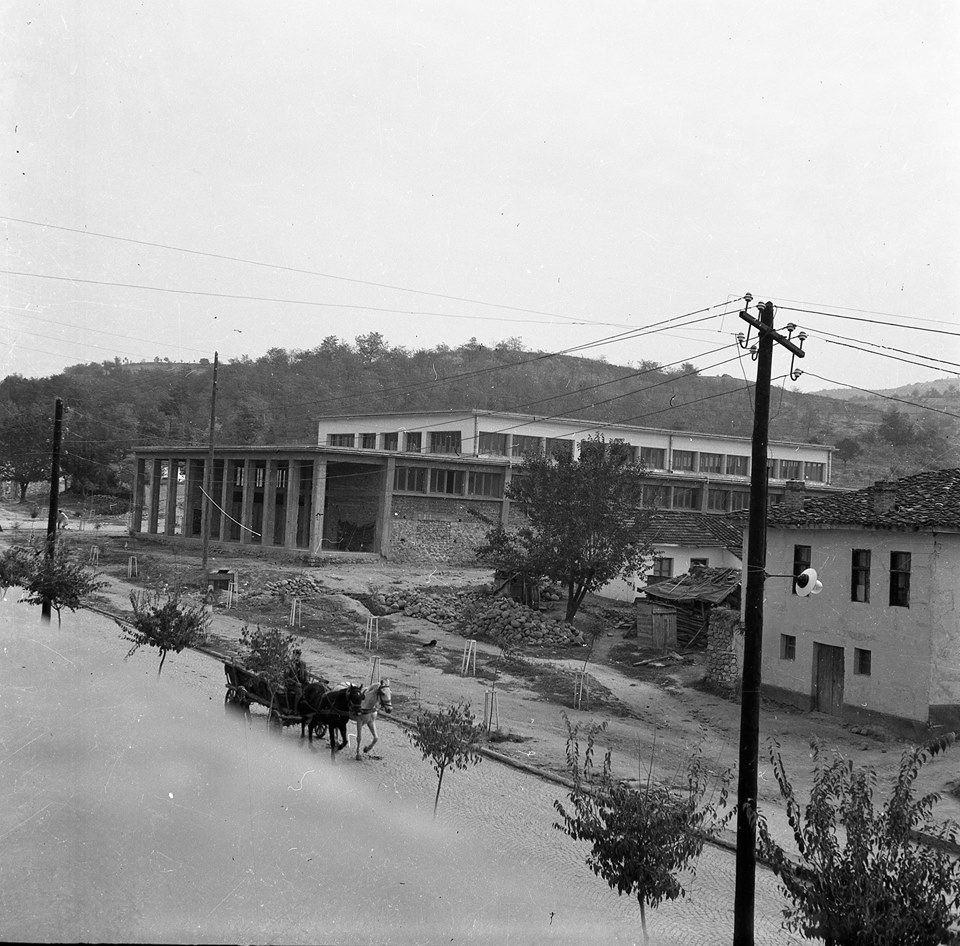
[387,495,501,564]
[706,606,743,693]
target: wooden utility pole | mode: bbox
[732,298,805,946]
[42,398,64,623]
[201,352,219,569]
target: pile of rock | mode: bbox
[371,590,471,628]
[459,596,574,648]
[263,575,327,598]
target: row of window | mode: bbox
[792,545,911,607]
[779,635,873,675]
[649,556,711,580]
[230,464,289,489]
[394,465,504,498]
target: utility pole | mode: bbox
[201,352,219,569]
[42,398,64,623]
[732,297,805,946]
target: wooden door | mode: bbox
[813,643,845,715]
[652,608,678,653]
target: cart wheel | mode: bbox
[225,692,250,718]
[313,723,327,741]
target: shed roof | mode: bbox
[644,566,741,605]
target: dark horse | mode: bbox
[300,682,364,755]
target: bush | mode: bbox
[120,590,209,675]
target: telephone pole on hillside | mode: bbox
[201,352,218,569]
[732,297,806,946]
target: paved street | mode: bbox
[0,593,807,945]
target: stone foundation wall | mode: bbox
[387,495,501,564]
[706,606,743,693]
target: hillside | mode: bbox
[1,334,956,496]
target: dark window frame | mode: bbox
[780,634,796,661]
[792,544,812,595]
[889,551,911,608]
[853,648,872,675]
[851,548,871,603]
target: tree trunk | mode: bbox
[18,481,28,503]
[433,767,445,817]
[639,899,648,942]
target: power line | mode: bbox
[778,305,960,339]
[803,372,960,422]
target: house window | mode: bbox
[429,468,464,495]
[854,648,872,676]
[642,485,664,507]
[780,634,796,661]
[672,486,701,510]
[467,471,503,497]
[404,432,422,453]
[707,488,729,512]
[478,432,508,456]
[690,557,709,568]
[383,432,399,451]
[640,446,666,469]
[276,466,288,490]
[700,452,723,474]
[430,430,462,455]
[889,551,911,607]
[729,491,750,511]
[254,465,265,488]
[360,433,377,449]
[672,449,696,472]
[233,464,244,487]
[779,459,802,480]
[329,433,355,448]
[726,455,749,476]
[394,466,426,492]
[792,544,812,595]
[547,438,574,460]
[513,435,542,457]
[805,462,825,482]
[851,549,871,603]
[651,557,673,580]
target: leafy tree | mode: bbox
[478,436,650,623]
[3,541,104,625]
[835,437,862,466]
[119,590,210,675]
[0,400,52,502]
[406,700,484,816]
[553,717,732,943]
[237,624,305,698]
[877,409,916,446]
[757,735,960,946]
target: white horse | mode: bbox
[352,679,392,760]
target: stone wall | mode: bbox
[387,495,502,565]
[706,606,743,693]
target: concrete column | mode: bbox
[182,458,198,538]
[218,459,232,541]
[262,459,277,546]
[164,459,178,535]
[284,461,301,549]
[308,457,328,552]
[506,434,514,459]
[501,465,512,527]
[148,459,162,534]
[377,457,396,556]
[130,458,146,533]
[239,459,254,544]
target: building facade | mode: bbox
[130,409,836,566]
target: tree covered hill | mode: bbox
[2,333,956,497]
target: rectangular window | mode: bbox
[640,446,666,469]
[805,462,826,482]
[430,430,462,454]
[233,464,245,488]
[467,471,503,497]
[329,433,355,448]
[792,544,812,595]
[780,634,797,661]
[707,488,729,512]
[726,455,749,476]
[546,438,574,460]
[699,452,723,474]
[651,557,673,580]
[276,467,288,490]
[672,486,701,510]
[429,468,464,495]
[382,432,399,451]
[404,431,422,453]
[478,432,508,456]
[851,549,871,603]
[641,485,664,507]
[690,557,709,568]
[360,433,377,450]
[889,551,911,607]
[672,449,695,472]
[729,491,750,511]
[394,466,426,492]
[254,465,265,488]
[854,648,872,676]
[513,434,542,458]
[779,459,803,480]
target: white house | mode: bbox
[747,470,960,733]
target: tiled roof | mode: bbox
[639,510,743,553]
[766,469,960,529]
[645,566,741,604]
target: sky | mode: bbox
[2,2,959,395]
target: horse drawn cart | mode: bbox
[223,660,326,736]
